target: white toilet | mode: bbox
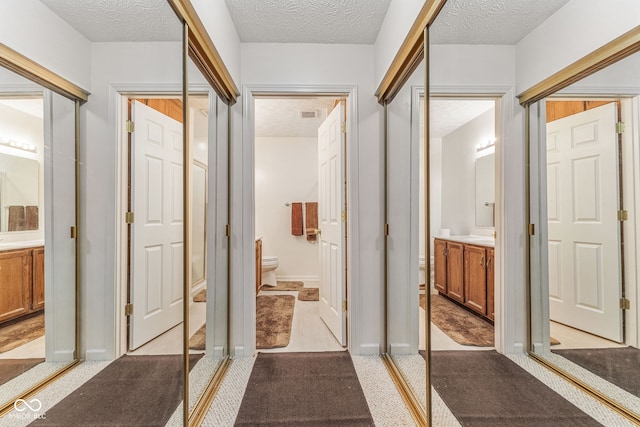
[261,255,279,287]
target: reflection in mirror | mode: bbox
[530,51,640,417]
[386,60,426,410]
[0,64,77,410]
[475,153,495,227]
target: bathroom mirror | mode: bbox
[0,154,39,232]
[528,45,640,420]
[475,153,495,227]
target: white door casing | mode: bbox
[318,103,346,346]
[130,100,184,350]
[546,102,623,342]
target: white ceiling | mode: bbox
[40,0,182,42]
[430,0,570,44]
[0,99,43,119]
[225,0,391,44]
[428,99,495,139]
[255,97,340,137]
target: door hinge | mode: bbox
[125,303,134,316]
[341,210,346,223]
[226,224,231,237]
[528,224,535,236]
[126,120,135,133]
[618,210,628,221]
[342,300,347,312]
[341,122,346,134]
[616,121,625,134]
[384,223,389,236]
[70,226,77,239]
[125,212,134,224]
[620,298,631,310]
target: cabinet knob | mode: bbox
[480,256,485,268]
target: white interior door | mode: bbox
[318,103,346,346]
[130,100,184,350]
[546,102,623,342]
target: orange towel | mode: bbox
[291,202,303,236]
[305,202,318,241]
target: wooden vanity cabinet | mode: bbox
[486,248,495,321]
[0,246,45,324]
[464,244,487,315]
[433,238,465,304]
[433,237,494,322]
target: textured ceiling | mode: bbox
[39,0,181,42]
[225,0,391,44]
[255,97,340,137]
[430,0,570,44]
[429,99,495,138]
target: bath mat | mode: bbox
[260,281,304,291]
[193,289,206,302]
[189,324,206,351]
[432,350,600,426]
[421,293,494,347]
[235,352,373,426]
[298,288,319,301]
[256,295,295,349]
[0,312,44,354]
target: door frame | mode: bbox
[529,92,640,351]
[419,87,506,352]
[241,85,358,356]
[113,84,212,356]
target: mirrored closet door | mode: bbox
[528,43,640,422]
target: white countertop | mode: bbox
[434,235,495,248]
[0,239,45,251]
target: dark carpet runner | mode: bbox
[235,352,374,426]
[554,346,640,397]
[431,350,601,426]
[29,354,202,426]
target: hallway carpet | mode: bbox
[29,354,202,426]
[235,352,374,426]
[554,347,640,397]
[431,350,601,426]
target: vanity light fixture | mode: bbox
[0,137,37,153]
[476,138,495,152]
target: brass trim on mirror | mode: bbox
[168,0,240,105]
[381,354,428,426]
[0,43,89,103]
[375,0,447,104]
[518,25,640,106]
[188,356,232,426]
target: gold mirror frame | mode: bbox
[521,25,640,424]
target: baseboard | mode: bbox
[50,350,75,363]
[388,343,412,355]
[191,280,206,299]
[84,349,108,361]
[276,275,319,282]
[232,345,248,358]
[357,343,381,356]
[510,342,525,354]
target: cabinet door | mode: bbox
[433,239,447,294]
[446,242,464,303]
[0,249,32,323]
[32,247,45,311]
[487,248,495,321]
[464,245,487,315]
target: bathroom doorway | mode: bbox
[253,95,347,353]
[425,96,499,352]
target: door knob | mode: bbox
[315,228,321,235]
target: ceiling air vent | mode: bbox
[300,109,319,119]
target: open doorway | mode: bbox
[425,96,499,352]
[253,95,347,353]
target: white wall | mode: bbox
[0,0,91,90]
[238,43,382,356]
[441,108,495,235]
[190,0,241,83]
[255,137,320,281]
[516,0,640,94]
[374,0,425,87]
